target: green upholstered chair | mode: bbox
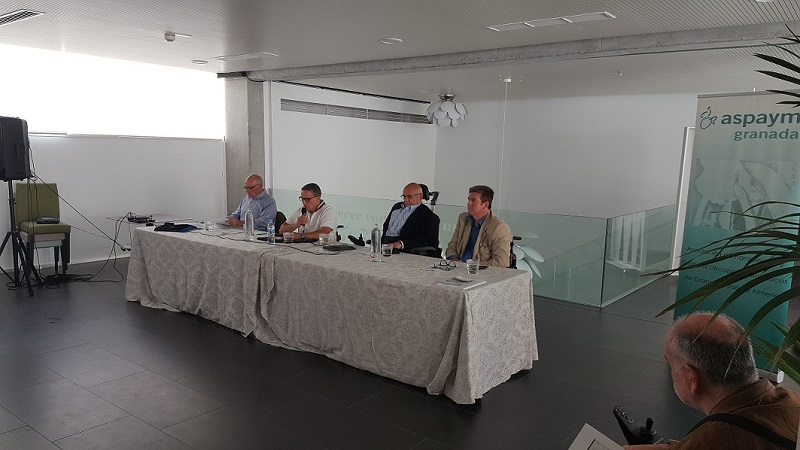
[15,183,71,274]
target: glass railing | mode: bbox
[271,189,675,307]
[601,205,676,305]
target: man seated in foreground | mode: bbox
[382,182,440,253]
[226,173,277,231]
[279,182,337,241]
[445,185,512,267]
[625,312,800,449]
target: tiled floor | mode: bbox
[0,259,707,449]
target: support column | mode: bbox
[224,77,266,212]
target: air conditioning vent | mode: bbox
[281,99,430,125]
[0,9,44,27]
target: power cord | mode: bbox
[17,166,127,285]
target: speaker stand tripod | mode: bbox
[0,181,33,296]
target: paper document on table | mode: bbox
[214,216,233,227]
[437,277,486,290]
[568,424,624,450]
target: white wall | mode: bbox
[435,93,699,217]
[0,135,225,269]
[268,83,437,200]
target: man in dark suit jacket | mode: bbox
[382,182,440,253]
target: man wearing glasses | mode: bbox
[445,185,512,267]
[382,182,439,253]
[279,182,338,241]
[226,173,277,231]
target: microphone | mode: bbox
[348,234,365,246]
[300,207,307,232]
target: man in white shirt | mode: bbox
[279,182,337,241]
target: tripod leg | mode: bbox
[0,231,13,282]
[15,236,33,296]
[25,237,41,285]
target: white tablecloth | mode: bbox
[126,228,538,404]
[125,228,293,335]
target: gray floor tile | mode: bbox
[0,426,58,450]
[34,342,145,387]
[88,370,224,430]
[164,405,322,450]
[0,377,128,441]
[0,404,24,433]
[109,338,217,381]
[53,317,153,351]
[0,325,85,358]
[0,356,61,394]
[54,415,192,450]
[351,386,507,449]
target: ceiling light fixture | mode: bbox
[210,51,278,62]
[486,11,615,32]
[0,9,43,27]
[163,31,191,42]
[380,37,403,45]
[426,94,467,128]
[191,59,208,65]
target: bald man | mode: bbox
[226,173,277,231]
[381,182,440,253]
[625,313,800,449]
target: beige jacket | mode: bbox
[445,211,512,267]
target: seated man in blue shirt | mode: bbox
[382,182,439,253]
[445,185,512,267]
[226,174,277,231]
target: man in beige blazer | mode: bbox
[445,185,512,268]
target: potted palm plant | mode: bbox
[664,27,800,382]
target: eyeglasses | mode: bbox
[433,260,457,271]
[299,195,319,202]
[243,184,262,190]
[401,193,422,200]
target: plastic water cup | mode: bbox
[283,232,294,243]
[319,234,329,245]
[381,243,393,258]
[205,221,215,231]
[466,259,480,274]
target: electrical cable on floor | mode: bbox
[41,273,92,288]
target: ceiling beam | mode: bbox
[240,21,800,81]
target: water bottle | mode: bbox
[244,210,255,241]
[370,224,382,261]
[266,219,275,244]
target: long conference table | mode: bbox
[125,227,538,404]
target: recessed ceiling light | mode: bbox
[0,9,44,27]
[486,23,533,32]
[563,12,616,23]
[210,52,278,62]
[525,18,570,27]
[191,59,208,65]
[486,11,614,32]
[380,37,403,45]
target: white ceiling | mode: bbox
[1,0,800,102]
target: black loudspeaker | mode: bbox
[0,117,31,181]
